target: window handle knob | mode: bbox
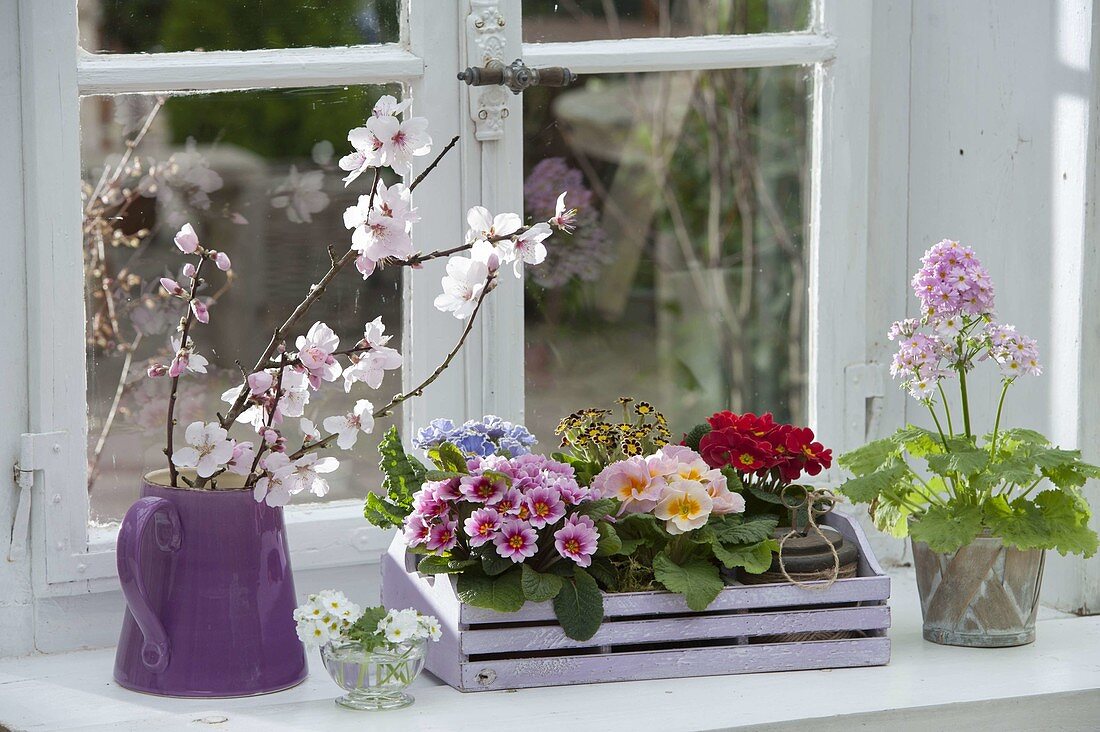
[457,58,577,95]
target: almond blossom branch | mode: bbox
[165,257,206,486]
[409,135,459,192]
[287,274,495,461]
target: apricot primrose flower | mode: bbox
[654,479,714,535]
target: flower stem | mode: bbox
[937,382,955,437]
[989,380,1011,458]
[926,403,950,451]
[957,364,973,440]
[165,256,207,487]
[287,274,495,460]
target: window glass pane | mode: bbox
[522,0,810,43]
[82,86,401,524]
[78,0,400,54]
[523,67,810,444]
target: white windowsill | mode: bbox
[2,567,1098,732]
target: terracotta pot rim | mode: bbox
[143,468,250,493]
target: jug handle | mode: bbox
[117,496,181,673]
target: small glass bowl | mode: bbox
[320,639,427,711]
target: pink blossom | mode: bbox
[524,486,566,528]
[342,346,401,392]
[412,488,448,520]
[553,514,599,567]
[403,515,430,547]
[190,299,209,324]
[174,223,200,253]
[494,487,524,516]
[355,254,376,280]
[226,441,256,476]
[168,337,208,377]
[426,517,458,552]
[910,239,995,319]
[367,114,431,170]
[160,277,184,297]
[493,519,538,563]
[294,322,342,386]
[248,371,274,395]
[182,262,197,278]
[434,256,489,319]
[464,508,503,547]
[213,251,232,271]
[171,421,234,478]
[459,473,507,504]
[146,363,168,378]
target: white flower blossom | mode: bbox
[433,256,489,319]
[278,453,339,498]
[271,165,330,224]
[171,421,235,478]
[322,400,376,450]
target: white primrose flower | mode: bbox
[277,452,340,498]
[419,615,442,642]
[378,608,421,645]
[322,399,376,450]
[433,256,489,319]
[171,421,235,478]
[315,589,361,621]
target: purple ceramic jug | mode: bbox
[113,470,308,697]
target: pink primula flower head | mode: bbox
[524,485,566,528]
[493,487,524,516]
[464,507,503,548]
[493,519,538,563]
[553,513,599,567]
[426,516,458,553]
[174,223,201,254]
[403,515,430,547]
[459,473,507,504]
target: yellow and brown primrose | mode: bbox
[555,396,670,464]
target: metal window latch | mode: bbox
[9,431,66,562]
[457,58,577,95]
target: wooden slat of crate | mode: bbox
[458,637,893,691]
[460,605,890,654]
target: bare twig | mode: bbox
[164,257,206,487]
[88,333,142,492]
[288,275,495,460]
[409,135,459,192]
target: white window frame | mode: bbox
[19,0,879,603]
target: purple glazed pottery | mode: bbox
[113,469,307,697]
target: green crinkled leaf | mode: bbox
[481,469,513,487]
[985,456,1040,486]
[870,491,913,538]
[838,459,911,504]
[585,556,619,591]
[520,563,564,602]
[1030,447,1083,469]
[428,441,469,474]
[577,498,618,523]
[345,606,389,651]
[720,467,746,492]
[423,469,463,482]
[614,513,668,554]
[370,426,427,528]
[926,449,989,476]
[416,555,477,575]
[456,568,525,613]
[839,436,900,476]
[479,549,515,577]
[683,423,712,451]
[711,538,779,574]
[891,425,947,458]
[596,522,623,556]
[746,482,785,505]
[706,514,778,545]
[652,551,724,611]
[552,568,604,640]
[910,504,984,553]
[994,428,1051,446]
[989,490,1099,557]
[364,493,408,531]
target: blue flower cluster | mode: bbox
[413,415,537,458]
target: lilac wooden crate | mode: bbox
[381,511,891,692]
